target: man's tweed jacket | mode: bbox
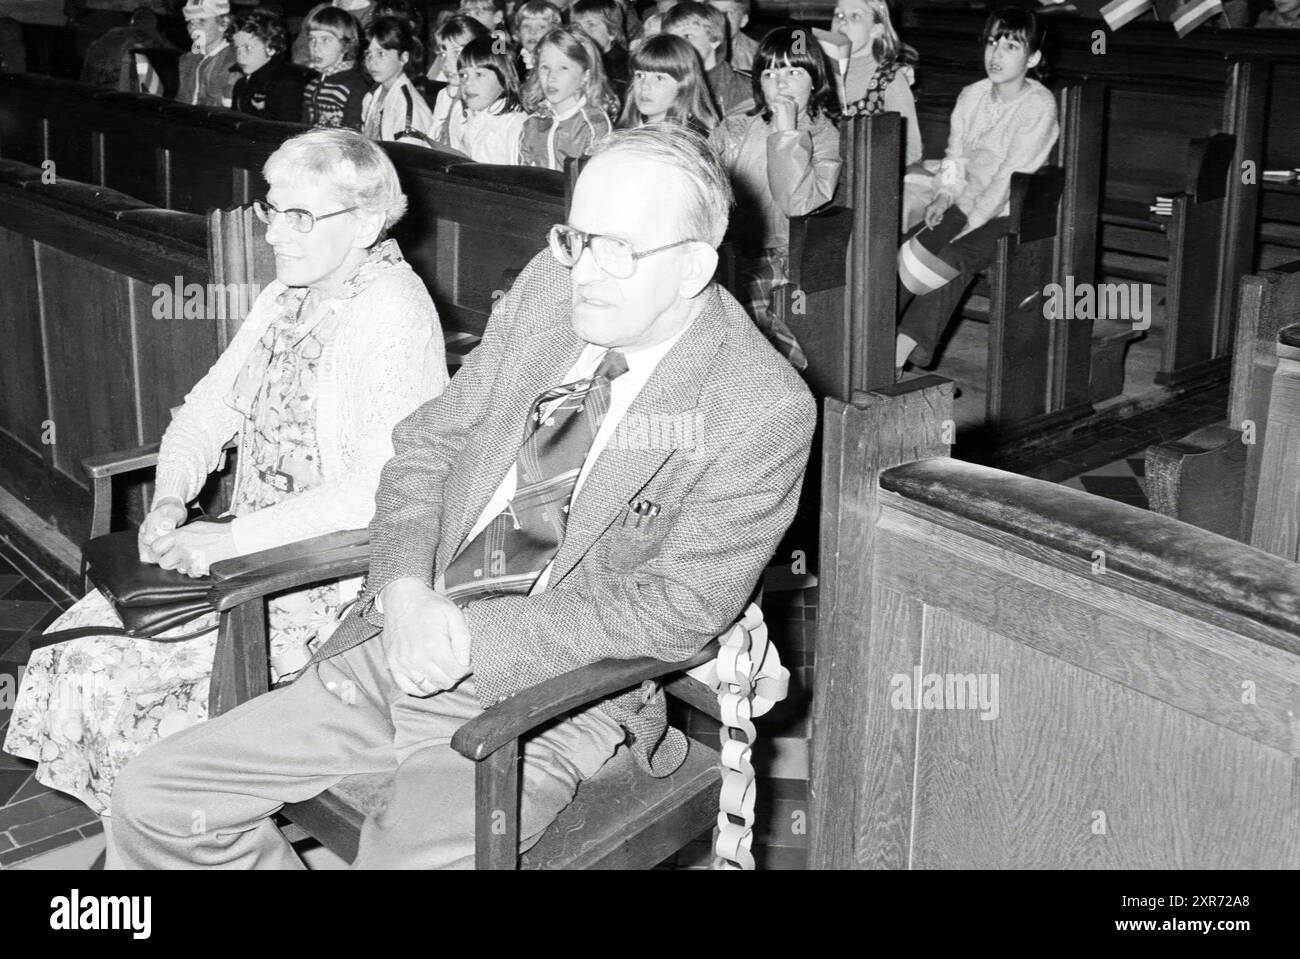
[314,248,816,776]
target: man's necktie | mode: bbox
[442,348,629,605]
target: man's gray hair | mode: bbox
[588,123,733,248]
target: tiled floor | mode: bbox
[0,538,89,869]
[0,427,1192,869]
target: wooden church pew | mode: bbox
[789,86,1100,442]
[811,375,1300,868]
[0,157,211,542]
[1146,261,1300,558]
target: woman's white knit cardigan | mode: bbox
[151,257,448,558]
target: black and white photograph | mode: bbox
[0,0,1291,935]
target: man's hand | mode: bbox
[380,578,472,697]
[924,194,952,229]
[138,498,189,564]
[770,95,798,132]
[151,520,237,578]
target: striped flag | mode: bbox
[1171,0,1224,36]
[898,232,962,296]
[1101,0,1154,30]
[133,53,163,96]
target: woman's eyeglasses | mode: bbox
[548,224,696,279]
[253,199,358,234]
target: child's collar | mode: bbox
[550,95,585,120]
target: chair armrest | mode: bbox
[208,529,370,611]
[83,442,161,480]
[451,640,720,761]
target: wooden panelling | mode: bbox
[908,606,1300,869]
[0,225,47,452]
[36,242,139,488]
[1250,346,1300,563]
[129,276,225,444]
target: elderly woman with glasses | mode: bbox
[4,130,447,851]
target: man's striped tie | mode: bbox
[442,348,629,605]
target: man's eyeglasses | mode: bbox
[253,199,358,235]
[548,224,696,279]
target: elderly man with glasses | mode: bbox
[110,122,816,870]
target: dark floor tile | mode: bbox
[0,576,20,599]
[0,579,57,605]
[0,832,12,852]
[0,634,32,667]
[1032,459,1088,483]
[0,556,19,579]
[19,605,63,640]
[0,601,54,632]
[79,819,104,838]
[753,844,808,870]
[0,827,84,866]
[762,778,809,801]
[12,773,46,803]
[1126,457,1147,477]
[0,790,82,831]
[0,630,28,663]
[0,770,30,806]
[8,804,98,846]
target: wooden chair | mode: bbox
[200,534,783,869]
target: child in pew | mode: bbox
[708,0,758,73]
[229,8,307,123]
[361,16,439,146]
[513,0,563,76]
[177,0,238,108]
[1256,0,1300,27]
[710,25,841,370]
[428,15,492,144]
[445,35,529,162]
[894,5,1058,374]
[572,0,632,100]
[518,27,618,170]
[617,32,719,134]
[302,3,371,130]
[371,0,427,76]
[663,1,751,115]
[460,0,509,32]
[828,0,921,169]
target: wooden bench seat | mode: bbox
[283,740,722,869]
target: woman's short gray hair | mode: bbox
[588,123,733,248]
[263,129,408,232]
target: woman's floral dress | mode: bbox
[3,290,350,815]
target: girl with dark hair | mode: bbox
[518,27,617,170]
[229,8,308,121]
[428,15,492,145]
[709,25,841,369]
[895,5,1057,372]
[616,32,718,134]
[361,16,438,146]
[301,4,371,129]
[445,36,529,162]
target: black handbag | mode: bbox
[30,521,233,652]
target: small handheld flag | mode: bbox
[1101,0,1155,30]
[812,27,852,80]
[1170,0,1224,36]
